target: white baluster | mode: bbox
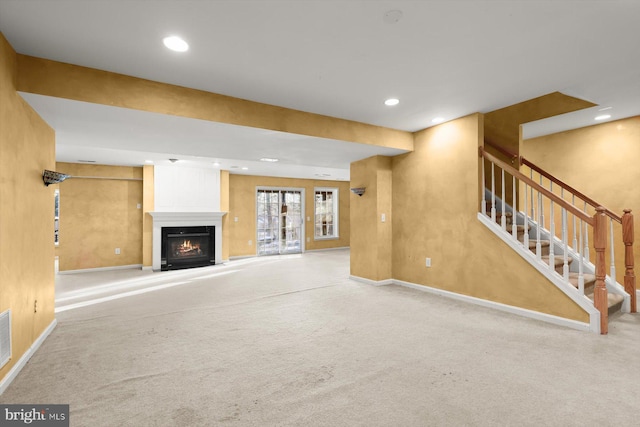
[583,201,590,262]
[512,175,517,240]
[562,208,569,281]
[530,169,534,218]
[491,163,496,223]
[549,183,555,270]
[523,182,529,250]
[572,195,577,250]
[536,192,542,260]
[610,218,616,281]
[501,168,506,230]
[481,158,486,216]
[578,217,585,294]
[539,175,545,228]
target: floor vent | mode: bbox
[0,309,11,369]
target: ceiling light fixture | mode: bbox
[163,36,189,52]
[145,160,154,164]
[384,98,399,106]
[213,162,220,167]
[595,114,611,121]
[432,117,445,124]
[260,158,279,162]
[241,167,249,170]
[598,106,612,111]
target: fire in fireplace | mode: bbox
[161,226,215,271]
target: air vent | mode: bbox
[0,309,10,369]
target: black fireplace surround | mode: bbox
[161,226,215,271]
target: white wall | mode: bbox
[154,164,220,212]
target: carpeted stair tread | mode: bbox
[521,238,550,250]
[568,273,596,292]
[541,255,573,269]
[586,292,625,314]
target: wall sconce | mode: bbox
[350,187,366,197]
[43,170,72,186]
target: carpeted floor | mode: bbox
[2,249,640,426]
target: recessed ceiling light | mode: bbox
[595,114,611,121]
[432,117,445,124]
[213,162,220,167]
[145,160,154,164]
[384,98,399,106]
[163,36,189,52]
[260,158,279,162]
[241,167,249,170]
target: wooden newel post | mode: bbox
[622,209,636,313]
[594,207,608,334]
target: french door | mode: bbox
[256,188,304,255]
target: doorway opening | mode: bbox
[257,188,304,255]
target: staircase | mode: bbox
[479,143,636,334]
[489,209,624,316]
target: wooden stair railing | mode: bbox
[479,146,633,334]
[483,140,636,315]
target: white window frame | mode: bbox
[314,187,339,240]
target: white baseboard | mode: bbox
[349,275,393,287]
[142,266,153,271]
[306,246,350,253]
[58,264,143,275]
[393,279,593,333]
[229,255,257,261]
[0,318,57,395]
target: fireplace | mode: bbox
[161,226,215,271]
[149,212,226,271]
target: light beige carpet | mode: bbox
[2,249,640,426]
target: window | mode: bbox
[54,189,60,245]
[314,188,339,239]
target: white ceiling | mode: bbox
[1,0,640,178]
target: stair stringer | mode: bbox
[517,211,632,313]
[477,212,601,333]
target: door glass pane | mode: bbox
[257,189,303,256]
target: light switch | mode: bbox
[381,213,386,223]
[234,217,238,222]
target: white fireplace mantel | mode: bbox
[149,211,227,271]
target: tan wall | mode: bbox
[56,163,143,271]
[16,55,413,152]
[390,113,588,322]
[220,170,230,261]
[349,156,392,281]
[483,92,595,208]
[228,175,350,257]
[522,116,640,286]
[0,33,56,382]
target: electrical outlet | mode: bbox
[425,257,431,267]
[307,217,311,222]
[381,213,386,222]
[248,240,252,246]
[136,203,141,209]
[307,237,310,242]
[115,248,121,255]
[234,217,238,222]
